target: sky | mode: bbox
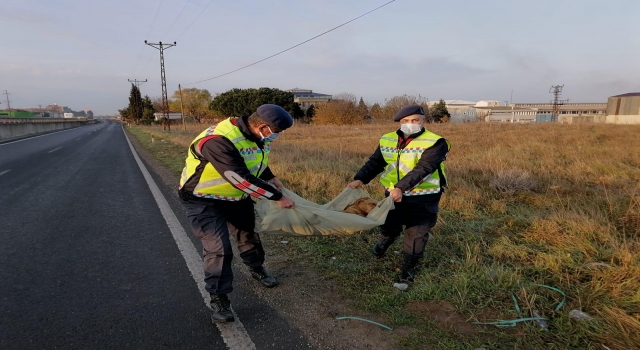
[1,0,639,115]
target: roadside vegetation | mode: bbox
[127,121,640,350]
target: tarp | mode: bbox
[255,188,394,236]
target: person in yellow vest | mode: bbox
[348,104,450,283]
[178,104,296,323]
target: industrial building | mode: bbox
[514,103,607,124]
[474,105,538,123]
[606,93,640,124]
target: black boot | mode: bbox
[371,236,396,258]
[397,253,421,283]
[210,294,234,323]
[250,266,279,288]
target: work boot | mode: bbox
[250,266,279,288]
[371,236,396,258]
[210,294,234,323]
[397,253,421,283]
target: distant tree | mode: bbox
[357,97,368,117]
[378,94,428,123]
[304,104,316,122]
[369,103,383,122]
[313,100,362,125]
[428,99,451,123]
[290,102,304,120]
[86,110,94,118]
[150,97,164,115]
[333,92,357,104]
[141,95,156,124]
[209,88,295,117]
[127,84,143,123]
[169,88,212,123]
[118,107,130,121]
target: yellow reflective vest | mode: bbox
[379,130,449,196]
[179,118,270,201]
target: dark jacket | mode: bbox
[179,116,283,202]
[354,128,449,204]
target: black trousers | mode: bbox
[184,198,265,295]
[380,200,438,257]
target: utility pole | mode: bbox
[178,84,186,130]
[3,90,11,110]
[549,85,568,123]
[128,79,147,89]
[509,90,514,123]
[145,40,176,131]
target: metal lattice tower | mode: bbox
[549,85,568,122]
[128,79,147,89]
[145,41,176,130]
[3,90,11,110]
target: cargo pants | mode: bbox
[183,198,265,295]
[379,200,438,258]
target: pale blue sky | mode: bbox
[2,0,639,115]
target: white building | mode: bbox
[153,112,183,122]
[475,105,537,123]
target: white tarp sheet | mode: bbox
[255,188,394,236]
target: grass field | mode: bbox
[127,121,640,350]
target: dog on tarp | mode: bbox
[342,197,378,217]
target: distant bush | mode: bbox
[313,100,363,125]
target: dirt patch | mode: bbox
[407,300,478,335]
[252,252,401,350]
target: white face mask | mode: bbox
[259,126,279,142]
[400,123,422,135]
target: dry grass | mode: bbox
[131,122,640,349]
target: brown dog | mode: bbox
[342,197,378,217]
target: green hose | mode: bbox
[336,316,393,331]
[472,284,566,328]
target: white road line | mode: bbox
[76,137,82,141]
[0,170,11,176]
[122,127,256,350]
[48,147,62,153]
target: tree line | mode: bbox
[119,85,449,125]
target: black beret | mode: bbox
[393,104,425,122]
[256,104,294,130]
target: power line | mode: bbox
[132,0,165,74]
[175,0,214,40]
[145,0,164,39]
[161,0,192,38]
[184,0,396,85]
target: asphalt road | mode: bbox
[0,121,314,350]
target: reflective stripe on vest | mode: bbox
[179,118,270,200]
[379,130,449,196]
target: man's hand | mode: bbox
[348,180,363,189]
[268,177,284,191]
[390,188,403,202]
[276,195,295,209]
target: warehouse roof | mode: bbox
[611,92,640,97]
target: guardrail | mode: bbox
[0,118,92,124]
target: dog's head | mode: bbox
[354,197,377,214]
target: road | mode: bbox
[0,121,314,349]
